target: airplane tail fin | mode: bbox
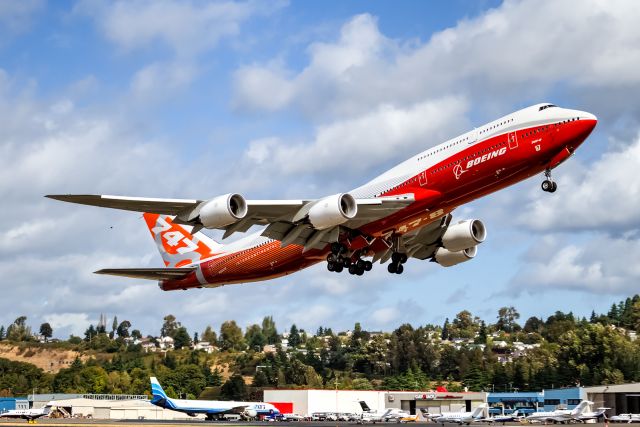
[150,376,176,410]
[472,404,487,418]
[511,410,519,417]
[571,401,592,416]
[359,401,372,412]
[143,213,223,268]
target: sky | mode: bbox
[1,0,640,339]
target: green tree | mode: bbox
[116,320,131,338]
[0,326,4,341]
[7,316,31,341]
[253,369,270,387]
[202,326,217,344]
[131,329,142,340]
[173,327,192,350]
[261,316,279,344]
[39,323,53,341]
[111,316,118,338]
[496,307,521,333]
[288,324,301,347]
[161,314,181,338]
[220,374,247,400]
[245,324,266,350]
[220,321,245,351]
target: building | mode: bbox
[542,387,583,411]
[542,383,640,415]
[0,398,28,413]
[47,398,195,420]
[487,392,543,414]
[29,393,147,409]
[263,389,487,417]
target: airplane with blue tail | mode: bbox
[150,377,280,421]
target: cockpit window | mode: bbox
[539,104,557,111]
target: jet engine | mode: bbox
[434,246,477,267]
[242,409,258,419]
[198,193,247,228]
[441,219,486,252]
[308,193,357,230]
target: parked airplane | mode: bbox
[0,405,51,423]
[433,404,487,425]
[149,377,279,420]
[577,407,609,422]
[525,400,591,423]
[48,103,597,290]
[479,410,521,424]
[609,413,640,423]
[357,401,398,423]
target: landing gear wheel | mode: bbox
[334,264,344,273]
[343,257,352,267]
[349,265,358,275]
[550,181,558,192]
[388,263,397,274]
[327,253,337,263]
[392,252,401,263]
[400,253,408,263]
[327,262,335,272]
[541,180,553,192]
[356,267,364,276]
[364,261,373,271]
[356,259,365,270]
[395,264,404,274]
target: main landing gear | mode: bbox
[541,169,557,193]
[326,243,373,275]
[387,252,408,274]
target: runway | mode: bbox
[0,421,613,427]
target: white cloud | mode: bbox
[76,0,258,57]
[511,234,640,295]
[0,0,43,39]
[130,61,198,100]
[233,2,640,121]
[517,133,640,232]
[243,96,468,178]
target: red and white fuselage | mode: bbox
[149,103,596,290]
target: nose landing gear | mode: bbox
[541,169,557,193]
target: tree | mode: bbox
[161,314,181,338]
[116,320,131,338]
[289,324,301,347]
[7,316,31,341]
[441,318,450,340]
[0,326,4,341]
[245,324,266,350]
[39,323,53,341]
[173,327,192,350]
[131,329,142,340]
[253,369,270,387]
[220,374,247,400]
[202,326,217,344]
[496,307,521,333]
[111,316,118,338]
[84,325,97,342]
[220,321,245,351]
[261,316,279,344]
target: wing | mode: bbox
[46,193,417,246]
[94,267,196,281]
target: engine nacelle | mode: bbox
[243,409,258,419]
[441,219,486,252]
[434,246,477,267]
[198,193,247,229]
[308,193,357,230]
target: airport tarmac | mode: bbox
[0,421,614,427]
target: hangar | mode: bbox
[263,389,487,417]
[542,383,640,415]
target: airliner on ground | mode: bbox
[525,400,591,423]
[0,405,51,423]
[48,103,597,290]
[149,377,279,420]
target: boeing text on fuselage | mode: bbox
[47,103,597,290]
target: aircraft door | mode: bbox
[508,131,518,149]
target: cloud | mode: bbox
[233,2,640,122]
[75,0,259,57]
[0,0,44,40]
[130,61,198,100]
[510,234,640,296]
[516,133,640,233]
[243,96,469,179]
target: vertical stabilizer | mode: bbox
[472,404,487,418]
[143,213,222,267]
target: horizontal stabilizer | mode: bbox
[94,267,196,281]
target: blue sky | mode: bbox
[1,0,640,339]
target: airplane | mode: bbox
[609,413,640,423]
[478,409,521,424]
[0,405,51,423]
[357,401,408,423]
[576,407,609,422]
[47,103,597,290]
[149,377,279,420]
[433,404,487,425]
[525,400,591,423]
